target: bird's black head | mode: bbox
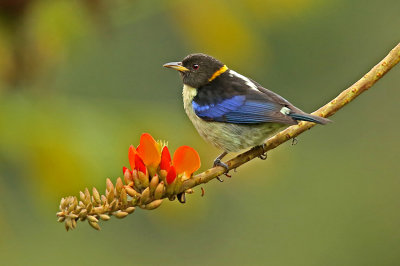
[163,53,225,88]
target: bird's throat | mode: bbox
[182,84,197,110]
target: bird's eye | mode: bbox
[192,64,199,70]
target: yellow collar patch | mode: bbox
[208,65,228,82]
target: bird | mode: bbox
[163,53,331,172]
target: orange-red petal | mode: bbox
[134,153,147,174]
[160,146,171,171]
[166,165,177,184]
[172,146,201,176]
[136,133,161,168]
[128,145,137,170]
[123,166,129,175]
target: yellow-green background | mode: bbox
[0,0,399,265]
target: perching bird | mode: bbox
[164,53,330,170]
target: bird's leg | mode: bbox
[213,151,228,168]
[213,151,229,182]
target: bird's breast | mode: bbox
[182,84,198,112]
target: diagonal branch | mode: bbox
[181,42,400,191]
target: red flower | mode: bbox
[166,165,177,184]
[160,146,172,171]
[172,146,201,176]
[134,153,147,174]
[128,145,136,170]
[136,133,161,169]
[122,166,129,175]
[123,133,200,185]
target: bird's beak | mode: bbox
[163,61,189,72]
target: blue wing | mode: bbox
[192,95,294,124]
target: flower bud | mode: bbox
[154,181,165,200]
[114,211,129,219]
[99,214,110,221]
[106,178,114,193]
[140,187,151,205]
[123,167,133,184]
[106,187,114,204]
[86,202,93,213]
[173,175,184,194]
[165,180,176,196]
[144,199,163,210]
[60,197,67,209]
[109,199,118,212]
[79,191,86,202]
[92,188,101,204]
[158,169,168,183]
[120,188,128,206]
[89,220,101,230]
[115,177,123,197]
[149,174,159,195]
[101,195,107,205]
[84,188,91,202]
[125,207,136,214]
[71,219,77,229]
[132,170,142,190]
[138,170,149,188]
[87,215,98,223]
[125,186,141,198]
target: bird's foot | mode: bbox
[213,158,229,182]
[257,144,268,160]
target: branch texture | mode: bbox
[180,42,400,191]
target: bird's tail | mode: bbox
[289,113,331,125]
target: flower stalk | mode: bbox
[57,133,200,231]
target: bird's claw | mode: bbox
[213,158,229,182]
[213,158,229,171]
[257,143,268,160]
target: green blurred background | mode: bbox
[0,0,399,265]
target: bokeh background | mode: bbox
[0,0,399,265]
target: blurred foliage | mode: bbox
[0,0,400,265]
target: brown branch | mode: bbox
[181,42,400,191]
